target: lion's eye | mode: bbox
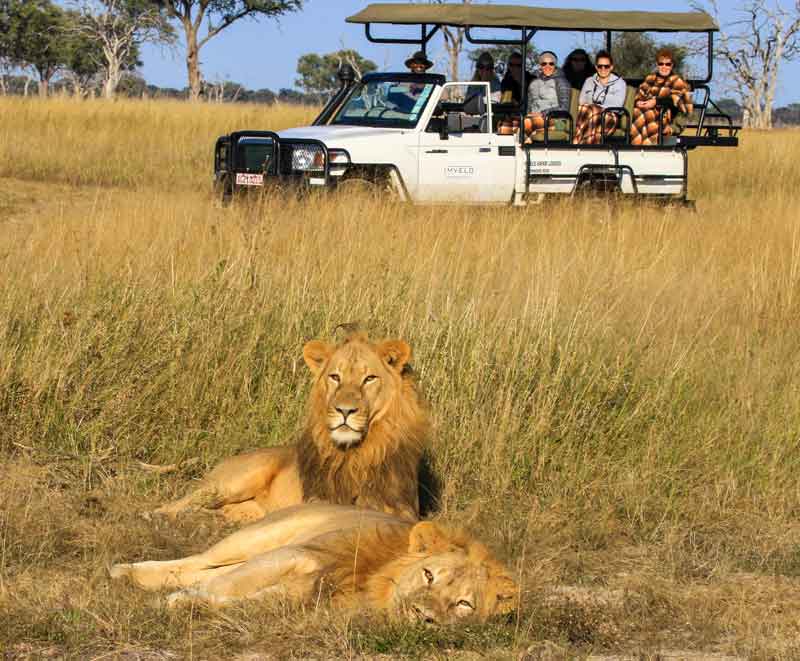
[363,375,377,385]
[328,373,340,383]
[423,569,434,585]
[457,600,474,610]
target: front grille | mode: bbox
[236,138,274,173]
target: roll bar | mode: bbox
[362,21,715,86]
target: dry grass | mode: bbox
[1,97,800,658]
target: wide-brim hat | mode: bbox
[405,50,433,70]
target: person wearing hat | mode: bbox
[405,51,433,73]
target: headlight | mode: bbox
[328,149,350,165]
[290,145,325,172]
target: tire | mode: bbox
[336,172,399,201]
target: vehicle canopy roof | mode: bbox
[347,3,718,33]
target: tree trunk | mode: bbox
[71,78,83,98]
[104,56,122,100]
[186,26,202,102]
[38,78,49,98]
[23,77,32,97]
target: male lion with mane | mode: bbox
[111,503,518,622]
[155,332,429,522]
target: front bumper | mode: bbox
[214,131,337,196]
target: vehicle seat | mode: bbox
[605,85,637,143]
[530,88,579,143]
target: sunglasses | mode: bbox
[509,62,522,68]
[596,63,612,69]
[657,61,673,66]
[477,64,493,70]
[540,61,556,67]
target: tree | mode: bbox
[295,49,377,102]
[153,0,302,102]
[68,0,173,99]
[62,11,105,97]
[0,0,13,94]
[431,0,471,81]
[6,0,70,97]
[610,32,688,80]
[694,0,800,129]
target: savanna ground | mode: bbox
[1,96,799,660]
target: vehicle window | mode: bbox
[332,79,435,129]
[426,83,490,135]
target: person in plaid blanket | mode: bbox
[630,48,693,146]
[573,51,627,145]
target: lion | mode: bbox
[111,503,518,622]
[154,332,429,523]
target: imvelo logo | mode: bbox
[445,165,475,178]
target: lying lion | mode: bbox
[111,503,518,622]
[154,332,429,522]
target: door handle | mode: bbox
[425,149,448,154]
[479,147,492,152]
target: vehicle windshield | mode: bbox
[331,78,435,129]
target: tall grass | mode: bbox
[0,96,317,190]
[1,97,800,658]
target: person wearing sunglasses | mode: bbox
[563,48,596,91]
[573,50,627,145]
[630,47,693,146]
[471,51,502,102]
[525,51,570,141]
[499,51,531,105]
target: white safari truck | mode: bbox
[214,4,739,206]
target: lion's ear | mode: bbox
[408,522,454,554]
[303,340,334,375]
[377,339,412,372]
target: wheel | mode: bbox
[336,176,396,200]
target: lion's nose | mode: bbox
[336,404,359,420]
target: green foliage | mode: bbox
[295,49,377,99]
[61,11,105,92]
[610,32,688,79]
[5,0,70,89]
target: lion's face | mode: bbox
[390,522,518,623]
[303,336,412,449]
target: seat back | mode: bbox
[569,87,580,119]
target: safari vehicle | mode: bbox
[214,3,739,206]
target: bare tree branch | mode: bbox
[431,0,471,81]
[694,0,800,128]
[68,0,174,99]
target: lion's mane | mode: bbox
[296,334,429,520]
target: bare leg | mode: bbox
[165,546,321,608]
[153,446,297,520]
[112,505,319,590]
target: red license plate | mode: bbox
[235,173,264,186]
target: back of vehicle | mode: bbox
[347,4,741,207]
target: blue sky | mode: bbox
[140,0,800,105]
